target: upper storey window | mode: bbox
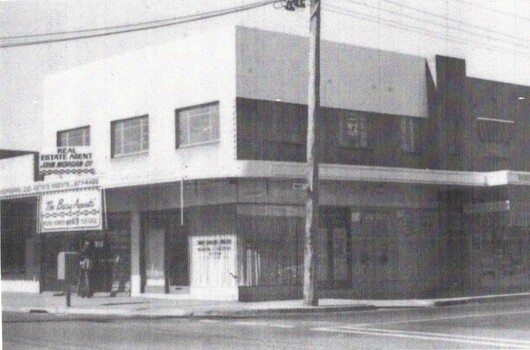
[57,126,90,146]
[238,99,304,145]
[339,113,367,149]
[477,117,514,143]
[111,115,149,157]
[265,101,304,144]
[176,102,220,147]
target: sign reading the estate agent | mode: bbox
[39,147,95,177]
[40,188,102,233]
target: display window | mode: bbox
[1,198,37,279]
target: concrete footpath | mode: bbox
[2,291,530,319]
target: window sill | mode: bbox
[112,150,149,159]
[178,140,220,149]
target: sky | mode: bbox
[1,0,529,151]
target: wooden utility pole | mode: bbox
[304,0,320,307]
[280,0,321,306]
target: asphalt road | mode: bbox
[3,299,530,349]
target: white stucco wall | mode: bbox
[0,154,35,189]
[42,26,238,188]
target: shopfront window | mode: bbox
[1,226,27,276]
[238,206,352,288]
[238,208,304,287]
[469,212,530,291]
[1,199,36,278]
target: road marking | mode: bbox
[314,327,530,349]
[234,321,294,329]
[199,319,220,323]
[352,310,530,327]
[234,321,265,326]
[269,324,295,329]
[347,327,530,346]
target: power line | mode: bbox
[453,0,530,23]
[0,1,276,48]
[0,3,264,40]
[324,4,530,58]
[369,0,529,45]
[325,4,529,57]
[342,0,530,50]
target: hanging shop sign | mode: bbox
[40,188,102,233]
[39,147,95,177]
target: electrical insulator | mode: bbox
[285,1,296,11]
[293,0,305,8]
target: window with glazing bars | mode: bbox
[57,126,90,146]
[111,115,149,157]
[477,118,514,143]
[176,102,219,147]
[339,113,367,148]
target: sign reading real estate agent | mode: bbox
[40,188,102,233]
[39,147,95,176]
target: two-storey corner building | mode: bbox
[1,26,529,301]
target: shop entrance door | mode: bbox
[143,226,165,293]
[318,208,352,289]
[351,211,398,297]
[141,211,189,294]
[166,219,189,293]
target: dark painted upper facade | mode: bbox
[237,55,529,173]
[429,56,529,172]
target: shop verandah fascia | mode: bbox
[3,168,530,301]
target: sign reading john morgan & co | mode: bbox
[39,147,95,176]
[40,188,102,233]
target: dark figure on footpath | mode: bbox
[78,240,95,298]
